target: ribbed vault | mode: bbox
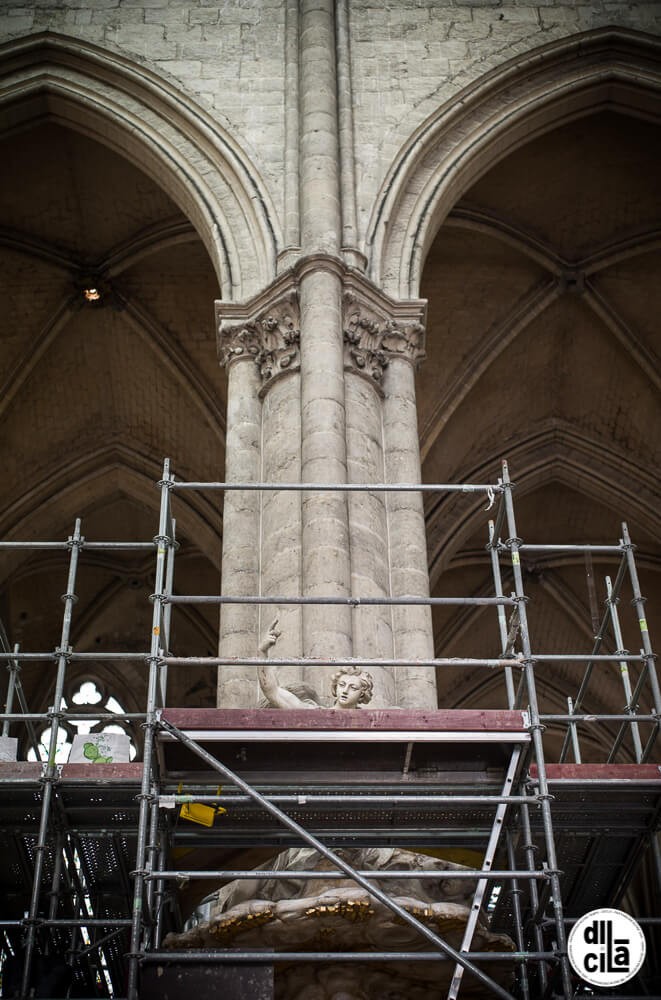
[0,113,224,713]
[420,109,661,756]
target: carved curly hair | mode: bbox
[330,664,374,705]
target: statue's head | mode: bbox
[330,665,374,708]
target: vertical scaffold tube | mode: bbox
[488,518,515,708]
[501,461,572,998]
[622,522,661,724]
[506,829,531,1000]
[127,460,172,999]
[605,574,643,762]
[2,643,20,737]
[21,519,83,998]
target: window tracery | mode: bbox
[27,678,137,763]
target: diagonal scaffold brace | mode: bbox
[155,715,517,1000]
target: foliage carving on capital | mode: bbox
[218,323,261,367]
[218,292,300,391]
[380,319,426,367]
[343,295,426,387]
[344,307,390,385]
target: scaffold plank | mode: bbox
[161,707,529,732]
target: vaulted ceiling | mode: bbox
[420,111,661,758]
[0,121,224,712]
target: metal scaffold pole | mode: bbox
[622,522,661,723]
[21,519,83,998]
[500,461,573,998]
[127,459,173,1000]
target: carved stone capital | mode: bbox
[253,298,300,389]
[343,279,427,390]
[380,318,426,367]
[343,304,390,386]
[217,279,300,393]
[217,323,261,368]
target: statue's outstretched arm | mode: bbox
[258,618,306,710]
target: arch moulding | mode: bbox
[368,28,661,299]
[0,31,281,300]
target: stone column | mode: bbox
[216,278,303,706]
[299,0,352,699]
[341,275,436,709]
[343,295,395,708]
[216,331,262,708]
[299,259,352,698]
[381,322,437,709]
[257,295,303,693]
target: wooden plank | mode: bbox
[530,763,661,781]
[60,763,143,781]
[0,761,42,778]
[161,707,528,733]
[0,761,143,782]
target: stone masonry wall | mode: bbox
[348,0,661,246]
[0,0,659,263]
[0,0,289,234]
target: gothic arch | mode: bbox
[0,444,222,581]
[426,427,658,587]
[368,28,661,298]
[0,31,281,299]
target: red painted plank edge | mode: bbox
[530,763,661,781]
[0,761,143,780]
[160,708,528,732]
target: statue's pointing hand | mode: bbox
[259,618,282,655]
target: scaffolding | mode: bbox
[0,459,659,999]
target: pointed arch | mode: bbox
[426,426,659,586]
[0,443,222,586]
[368,28,661,297]
[0,31,281,299]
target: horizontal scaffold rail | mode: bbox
[0,650,649,664]
[143,949,553,963]
[0,540,156,550]
[148,868,550,881]
[165,594,516,606]
[168,480,504,493]
[159,654,648,666]
[157,794,534,806]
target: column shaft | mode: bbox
[299,0,341,254]
[382,356,437,709]
[261,373,303,691]
[300,266,352,686]
[346,372,395,707]
[217,358,262,707]
[299,0,352,696]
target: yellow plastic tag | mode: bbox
[180,802,217,827]
[178,786,226,827]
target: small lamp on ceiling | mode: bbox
[78,274,108,307]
